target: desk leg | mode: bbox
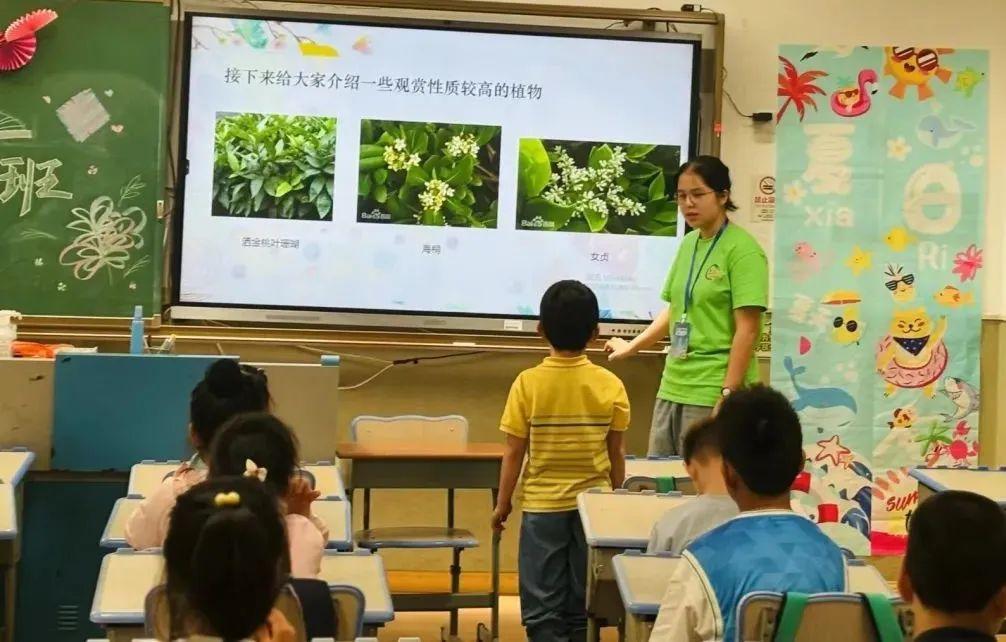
[363,488,371,531]
[448,488,460,637]
[491,488,499,641]
[624,614,653,642]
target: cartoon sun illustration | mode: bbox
[884,46,953,101]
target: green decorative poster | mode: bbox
[773,46,987,555]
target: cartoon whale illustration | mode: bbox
[784,356,859,414]
[916,115,976,149]
[940,376,979,422]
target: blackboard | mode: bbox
[0,0,169,316]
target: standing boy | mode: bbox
[492,280,630,642]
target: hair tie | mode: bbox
[214,491,241,507]
[244,458,268,482]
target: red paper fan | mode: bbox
[0,9,58,72]
[0,34,36,71]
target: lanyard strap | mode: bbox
[683,220,728,315]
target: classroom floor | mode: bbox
[375,596,620,641]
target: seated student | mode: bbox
[898,490,1006,642]
[126,359,270,549]
[647,416,737,555]
[492,280,630,642]
[208,412,328,578]
[649,385,846,642]
[163,477,296,642]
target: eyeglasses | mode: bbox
[885,273,915,291]
[833,317,858,333]
[675,190,716,203]
[891,47,940,71]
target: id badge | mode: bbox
[670,320,691,359]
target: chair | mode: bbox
[290,578,338,639]
[737,591,913,642]
[622,475,657,492]
[350,415,468,444]
[349,415,477,639]
[143,583,309,642]
[329,584,366,641]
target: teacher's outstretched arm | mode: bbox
[604,306,670,361]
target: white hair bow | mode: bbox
[244,458,268,482]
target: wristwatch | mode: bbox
[721,387,733,398]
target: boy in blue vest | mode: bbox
[649,385,847,642]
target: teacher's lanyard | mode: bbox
[682,221,727,320]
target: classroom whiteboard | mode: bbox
[173,13,700,332]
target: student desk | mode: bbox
[318,550,394,634]
[335,442,503,642]
[100,496,354,551]
[624,456,694,494]
[577,489,692,642]
[910,466,1006,506]
[0,448,33,642]
[91,549,385,641]
[611,552,894,642]
[90,549,163,641]
[127,460,347,499]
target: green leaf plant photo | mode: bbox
[517,138,680,235]
[212,112,336,221]
[357,120,501,228]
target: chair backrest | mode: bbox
[290,578,337,639]
[737,592,912,642]
[622,475,657,492]
[350,415,468,445]
[144,583,308,642]
[329,584,366,640]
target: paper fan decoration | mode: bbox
[0,9,58,72]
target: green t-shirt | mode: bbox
[658,221,768,406]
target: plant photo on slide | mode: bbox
[212,112,336,221]
[357,119,501,228]
[517,138,680,235]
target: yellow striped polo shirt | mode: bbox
[500,355,630,512]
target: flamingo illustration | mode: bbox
[830,69,878,117]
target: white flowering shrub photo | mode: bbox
[517,138,680,234]
[357,120,500,227]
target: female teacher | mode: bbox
[606,156,768,456]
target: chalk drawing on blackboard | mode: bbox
[58,195,147,281]
[17,228,58,241]
[118,176,145,204]
[56,89,110,143]
[0,112,32,141]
